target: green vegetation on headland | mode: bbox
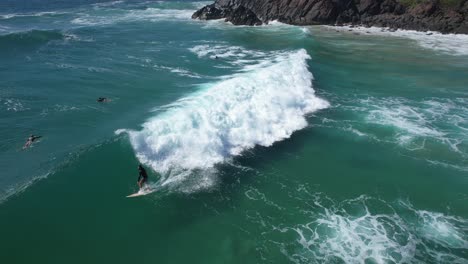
[398,0,463,8]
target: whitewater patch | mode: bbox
[71,7,194,26]
[363,97,467,155]
[117,49,329,191]
[154,65,204,79]
[249,189,468,264]
[188,43,292,72]
[286,196,468,263]
[63,33,94,42]
[318,94,468,171]
[328,26,468,56]
[91,0,124,8]
[0,11,67,20]
[190,44,268,61]
[0,98,29,112]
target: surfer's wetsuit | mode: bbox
[24,135,41,149]
[137,165,148,189]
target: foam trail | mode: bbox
[120,49,329,190]
[0,11,66,20]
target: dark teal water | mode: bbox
[1,1,467,263]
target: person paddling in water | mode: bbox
[23,134,41,149]
[97,97,110,103]
[137,164,148,189]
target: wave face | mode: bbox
[123,49,329,190]
[0,29,63,52]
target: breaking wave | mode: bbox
[118,49,329,191]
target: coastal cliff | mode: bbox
[192,0,468,34]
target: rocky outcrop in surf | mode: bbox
[192,0,468,34]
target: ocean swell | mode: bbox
[0,29,64,52]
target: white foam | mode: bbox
[417,210,468,249]
[328,26,468,56]
[0,11,66,20]
[63,33,94,42]
[335,96,468,164]
[0,173,49,204]
[119,49,329,191]
[289,196,416,263]
[188,44,287,72]
[71,7,194,26]
[301,27,311,35]
[275,194,468,263]
[91,0,124,8]
[189,44,268,60]
[154,65,203,79]
[53,104,80,112]
[426,159,468,172]
[366,101,445,139]
[1,98,29,112]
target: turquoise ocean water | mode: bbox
[0,1,467,263]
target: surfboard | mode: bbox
[126,187,152,198]
[126,192,146,198]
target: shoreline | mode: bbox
[325,24,468,37]
[319,24,468,55]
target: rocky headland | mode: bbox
[192,0,468,34]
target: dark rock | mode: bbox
[193,0,468,34]
[192,3,262,25]
[225,5,262,25]
[192,4,225,20]
[410,1,437,17]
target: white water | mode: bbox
[328,26,468,56]
[261,192,468,264]
[316,94,468,171]
[0,11,67,20]
[71,7,194,26]
[118,49,329,190]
